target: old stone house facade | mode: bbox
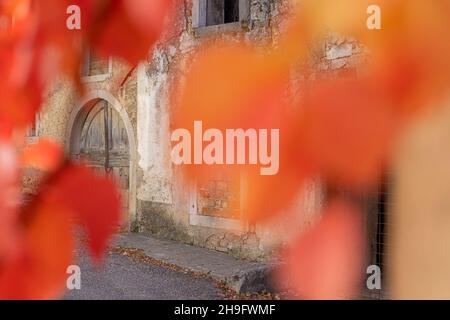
[23,0,385,275]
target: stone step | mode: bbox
[113,233,280,294]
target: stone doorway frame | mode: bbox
[65,90,137,231]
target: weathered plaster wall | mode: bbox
[134,0,366,261]
[39,59,137,147]
[29,0,366,262]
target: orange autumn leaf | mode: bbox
[172,43,290,182]
[274,0,450,191]
[285,0,450,115]
[0,0,78,134]
[289,0,449,50]
[20,139,64,172]
[296,78,398,188]
[92,0,175,65]
[279,199,365,299]
[0,0,175,139]
[0,35,44,134]
[244,171,304,223]
[173,43,289,130]
[369,43,450,120]
[2,0,450,300]
[242,139,313,222]
[33,0,176,72]
[22,199,74,300]
[0,158,121,299]
[0,0,172,299]
[0,198,74,300]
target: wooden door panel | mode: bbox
[75,102,130,226]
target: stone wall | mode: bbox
[136,0,301,261]
[133,0,367,261]
[29,0,366,262]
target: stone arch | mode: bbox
[65,90,137,231]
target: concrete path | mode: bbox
[64,247,222,300]
[114,233,277,293]
[64,233,276,300]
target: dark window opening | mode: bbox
[224,0,239,23]
[206,0,239,26]
[81,49,109,77]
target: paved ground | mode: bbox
[63,233,278,300]
[114,234,276,293]
[63,248,223,300]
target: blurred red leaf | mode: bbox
[297,78,398,188]
[0,198,74,300]
[0,0,172,299]
[0,141,20,258]
[279,199,365,299]
[243,150,310,222]
[0,158,121,299]
[1,0,450,300]
[20,139,64,172]
[48,164,121,261]
[172,43,291,183]
[92,0,174,64]
[173,43,289,130]
[0,35,44,134]
[0,0,175,140]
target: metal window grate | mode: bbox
[375,176,391,273]
[366,175,393,299]
[374,176,392,271]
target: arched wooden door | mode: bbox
[73,100,130,226]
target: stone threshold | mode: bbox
[113,233,280,294]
